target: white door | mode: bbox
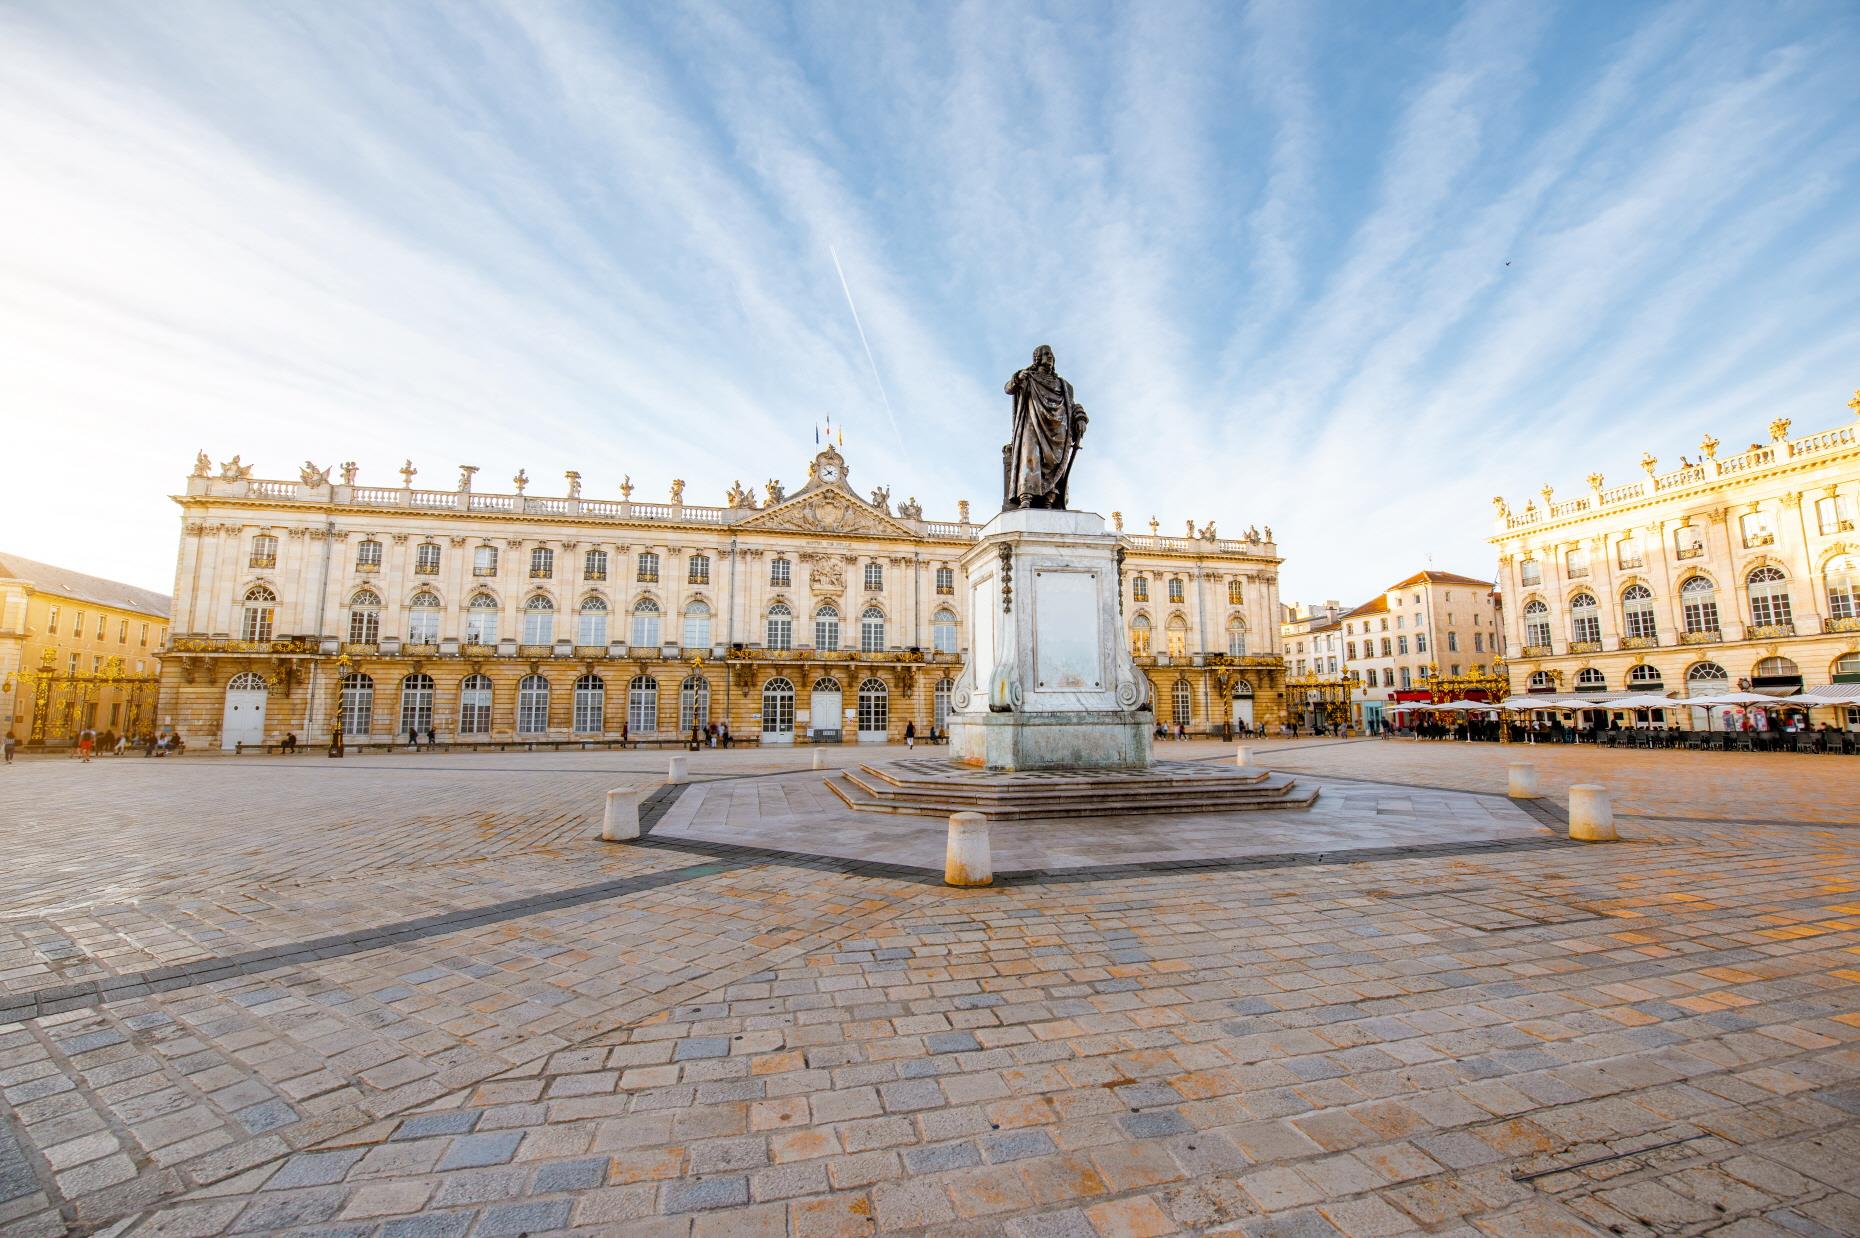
[1232,697,1255,728]
[810,689,842,740]
[222,675,268,749]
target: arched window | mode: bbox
[636,551,659,582]
[348,590,382,644]
[682,600,712,649]
[857,678,888,735]
[1165,615,1188,659]
[680,674,710,732]
[1835,652,1860,678]
[466,593,499,645]
[228,671,268,692]
[1569,592,1599,644]
[864,562,884,591]
[521,595,555,645]
[1627,664,1664,689]
[407,591,441,643]
[1130,614,1152,656]
[1827,556,1860,620]
[815,603,840,651]
[1171,680,1192,726]
[415,542,441,575]
[458,674,492,735]
[339,672,374,733]
[627,674,658,733]
[400,673,434,735]
[1680,576,1718,634]
[249,534,278,568]
[1226,616,1248,657]
[1621,584,1657,640]
[1228,579,1244,605]
[516,674,550,733]
[1746,567,1791,628]
[1753,655,1800,680]
[766,602,793,651]
[577,596,609,646]
[761,678,795,734]
[1575,668,1606,690]
[584,548,608,580]
[573,674,605,733]
[1686,661,1728,693]
[860,606,886,653]
[356,539,383,570]
[1231,678,1254,698]
[931,609,958,654]
[1527,670,1555,693]
[1522,600,1550,648]
[933,678,953,730]
[688,553,710,585]
[630,597,661,647]
[530,547,554,578]
[241,585,276,642]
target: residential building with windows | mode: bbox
[1279,601,1351,730]
[1337,571,1502,729]
[159,446,1287,748]
[1,552,170,746]
[1490,399,1860,715]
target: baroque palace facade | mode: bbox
[1490,395,1860,712]
[159,445,1287,748]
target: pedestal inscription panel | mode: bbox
[1034,569,1100,691]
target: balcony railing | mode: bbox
[1620,635,1659,650]
[1680,628,1722,644]
[1827,616,1860,633]
[415,564,439,575]
[585,570,607,581]
[1520,644,1551,658]
[638,572,660,583]
[248,557,276,569]
[1747,622,1795,639]
[1676,545,1703,559]
[355,562,380,573]
[1568,640,1602,654]
[530,567,553,578]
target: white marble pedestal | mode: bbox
[946,509,1153,771]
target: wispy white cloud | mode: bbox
[0,0,1855,603]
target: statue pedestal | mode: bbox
[947,509,1153,771]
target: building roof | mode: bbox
[0,552,171,618]
[1386,570,1494,590]
[1341,595,1389,620]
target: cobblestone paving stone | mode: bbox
[0,743,1856,1236]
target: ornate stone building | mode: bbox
[158,446,1286,748]
[1337,572,1502,730]
[1,552,169,747]
[1490,397,1860,716]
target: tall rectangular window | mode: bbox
[770,557,791,586]
[415,543,441,574]
[935,567,954,595]
[474,546,499,576]
[688,554,710,584]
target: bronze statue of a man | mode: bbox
[1002,345,1088,510]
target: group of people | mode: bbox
[687,721,737,749]
[43,729,186,761]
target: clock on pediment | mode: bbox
[808,447,848,488]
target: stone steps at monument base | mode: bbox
[850,762,1275,794]
[824,771,1319,820]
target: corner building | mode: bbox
[158,446,1287,748]
[1489,401,1860,717]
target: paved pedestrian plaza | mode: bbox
[1,740,1857,1237]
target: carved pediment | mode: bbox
[740,487,917,539]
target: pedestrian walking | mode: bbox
[3,734,15,764]
[720,721,731,749]
[904,720,916,749]
[77,730,95,762]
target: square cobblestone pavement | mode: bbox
[0,740,1856,1236]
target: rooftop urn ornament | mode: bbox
[1540,483,1554,506]
[564,470,581,498]
[191,450,211,478]
[1586,472,1604,491]
[670,478,685,504]
[1001,345,1089,510]
[957,499,970,524]
[398,459,417,487]
[512,469,528,495]
[457,464,477,491]
[1700,433,1719,460]
[1849,388,1860,418]
[341,461,359,485]
[1492,496,1510,519]
[619,474,634,499]
[1640,451,1658,475]
[1111,510,1123,531]
[1149,516,1160,536]
[1769,417,1792,443]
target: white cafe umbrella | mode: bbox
[1500,697,1566,711]
[1608,693,1683,710]
[1685,692,1778,707]
[1431,698,1499,711]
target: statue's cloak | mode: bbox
[1007,366,1076,505]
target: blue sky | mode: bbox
[3,1,1858,603]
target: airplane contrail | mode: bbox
[828,244,903,446]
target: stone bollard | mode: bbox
[945,812,993,887]
[602,786,641,842]
[812,748,825,770]
[1567,784,1618,842]
[1234,746,1251,767]
[666,755,688,785]
[1507,762,1540,799]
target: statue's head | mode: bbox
[1032,344,1055,368]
